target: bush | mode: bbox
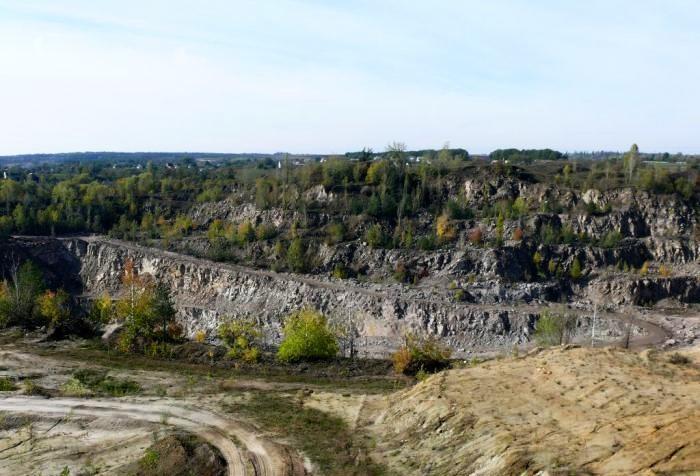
[72,368,141,396]
[599,230,622,248]
[331,264,350,279]
[570,258,583,280]
[534,309,577,347]
[286,238,307,272]
[218,317,262,362]
[669,352,691,365]
[392,334,452,375]
[277,309,338,362]
[468,227,483,245]
[365,224,385,248]
[0,377,16,391]
[512,227,524,241]
[435,213,456,242]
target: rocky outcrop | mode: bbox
[54,237,635,356]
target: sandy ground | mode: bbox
[362,344,700,475]
[0,343,308,476]
[0,397,305,476]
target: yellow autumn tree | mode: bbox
[436,213,456,242]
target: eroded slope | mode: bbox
[363,346,700,475]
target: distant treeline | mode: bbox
[0,151,311,167]
[345,148,469,161]
[489,149,565,163]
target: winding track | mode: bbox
[0,396,305,476]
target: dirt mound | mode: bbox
[119,432,227,476]
[364,346,700,475]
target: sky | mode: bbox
[0,1,699,155]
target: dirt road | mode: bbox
[0,396,305,476]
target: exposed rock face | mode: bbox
[3,236,692,355]
[52,237,638,356]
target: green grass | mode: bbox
[33,340,405,394]
[0,377,16,391]
[71,368,141,397]
[226,392,388,476]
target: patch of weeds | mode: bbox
[140,448,160,470]
[0,377,17,391]
[61,378,94,397]
[225,392,387,476]
[71,368,141,397]
[669,353,691,365]
[23,380,51,397]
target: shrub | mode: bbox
[88,293,113,326]
[417,234,436,250]
[534,309,577,347]
[0,261,46,329]
[72,369,140,396]
[570,258,582,280]
[532,251,544,271]
[37,289,72,327]
[325,223,346,245]
[0,377,16,391]
[331,264,350,279]
[639,261,650,277]
[669,352,691,365]
[512,226,524,241]
[436,213,456,242]
[599,230,623,248]
[393,262,410,283]
[194,329,207,343]
[277,309,338,362]
[365,224,385,248]
[218,317,262,362]
[286,238,307,272]
[392,334,452,375]
[445,199,473,220]
[255,223,277,241]
[659,264,672,277]
[237,221,255,243]
[468,227,483,245]
[23,380,51,397]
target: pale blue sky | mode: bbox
[0,1,698,155]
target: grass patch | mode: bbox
[226,392,387,476]
[0,377,16,391]
[23,380,52,397]
[140,448,160,470]
[70,368,141,397]
[33,340,404,394]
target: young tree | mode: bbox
[534,309,577,346]
[37,289,72,327]
[286,238,306,272]
[277,308,338,362]
[0,261,46,329]
[570,257,583,280]
[218,316,262,362]
[623,144,640,184]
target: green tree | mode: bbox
[365,224,385,248]
[277,309,338,362]
[37,289,72,327]
[534,309,577,346]
[286,237,306,272]
[0,261,46,328]
[218,317,262,362]
[623,144,640,184]
[570,257,582,280]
